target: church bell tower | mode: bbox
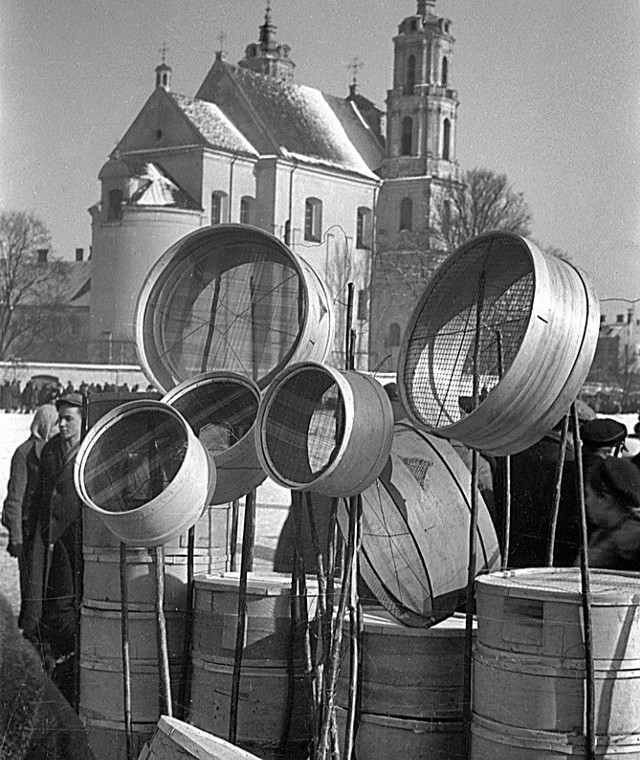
[369,0,461,372]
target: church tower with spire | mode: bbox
[369,0,462,371]
[238,2,295,82]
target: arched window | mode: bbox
[240,196,254,225]
[441,56,449,86]
[404,55,416,94]
[304,197,323,242]
[399,197,413,231]
[401,117,413,156]
[443,118,451,161]
[356,207,372,249]
[388,323,401,347]
[107,189,123,221]
[211,191,227,224]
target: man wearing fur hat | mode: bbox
[22,394,84,706]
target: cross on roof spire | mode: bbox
[159,42,169,64]
[216,29,227,60]
[348,56,363,88]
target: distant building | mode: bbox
[86,1,460,372]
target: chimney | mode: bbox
[75,247,84,262]
[37,249,48,264]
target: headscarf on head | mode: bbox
[30,404,59,442]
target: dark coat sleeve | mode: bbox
[2,440,32,545]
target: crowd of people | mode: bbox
[0,378,154,414]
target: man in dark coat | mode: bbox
[22,394,84,706]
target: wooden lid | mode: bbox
[476,568,640,605]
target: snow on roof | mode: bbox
[223,66,379,179]
[124,161,200,209]
[170,92,259,155]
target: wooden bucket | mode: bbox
[471,568,640,757]
[134,224,335,392]
[336,707,466,760]
[256,362,394,497]
[337,609,472,719]
[162,371,266,505]
[398,231,600,456]
[189,655,310,749]
[471,714,640,759]
[341,422,500,626]
[139,716,264,759]
[74,400,214,546]
[193,572,318,666]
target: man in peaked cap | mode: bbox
[580,418,627,474]
[23,393,85,707]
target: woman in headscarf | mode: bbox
[2,404,58,627]
[580,456,640,570]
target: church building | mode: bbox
[88,0,460,373]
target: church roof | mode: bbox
[197,62,382,179]
[169,93,259,156]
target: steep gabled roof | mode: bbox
[169,93,259,156]
[197,62,382,179]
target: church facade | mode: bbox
[88,0,460,373]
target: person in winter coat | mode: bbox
[0,590,95,759]
[2,405,58,627]
[22,394,84,706]
[580,456,640,570]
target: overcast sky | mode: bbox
[1,0,639,315]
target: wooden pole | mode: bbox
[571,402,596,760]
[229,490,256,743]
[496,330,511,569]
[229,499,240,572]
[463,270,485,748]
[154,544,172,717]
[119,542,134,760]
[178,525,196,720]
[547,412,570,566]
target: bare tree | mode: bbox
[0,210,70,359]
[434,167,532,252]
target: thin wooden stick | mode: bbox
[154,544,172,717]
[343,495,362,760]
[571,402,596,760]
[463,271,485,747]
[119,542,133,760]
[177,525,195,720]
[229,499,240,572]
[229,490,256,743]
[547,412,570,566]
[496,329,511,569]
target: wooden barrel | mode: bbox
[256,362,394,497]
[139,716,264,759]
[336,707,466,760]
[134,224,335,392]
[341,422,500,626]
[193,572,318,666]
[162,371,266,505]
[82,499,230,608]
[471,568,640,758]
[74,400,214,546]
[337,609,472,720]
[398,231,600,456]
[189,572,315,756]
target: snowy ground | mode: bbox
[0,411,638,617]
